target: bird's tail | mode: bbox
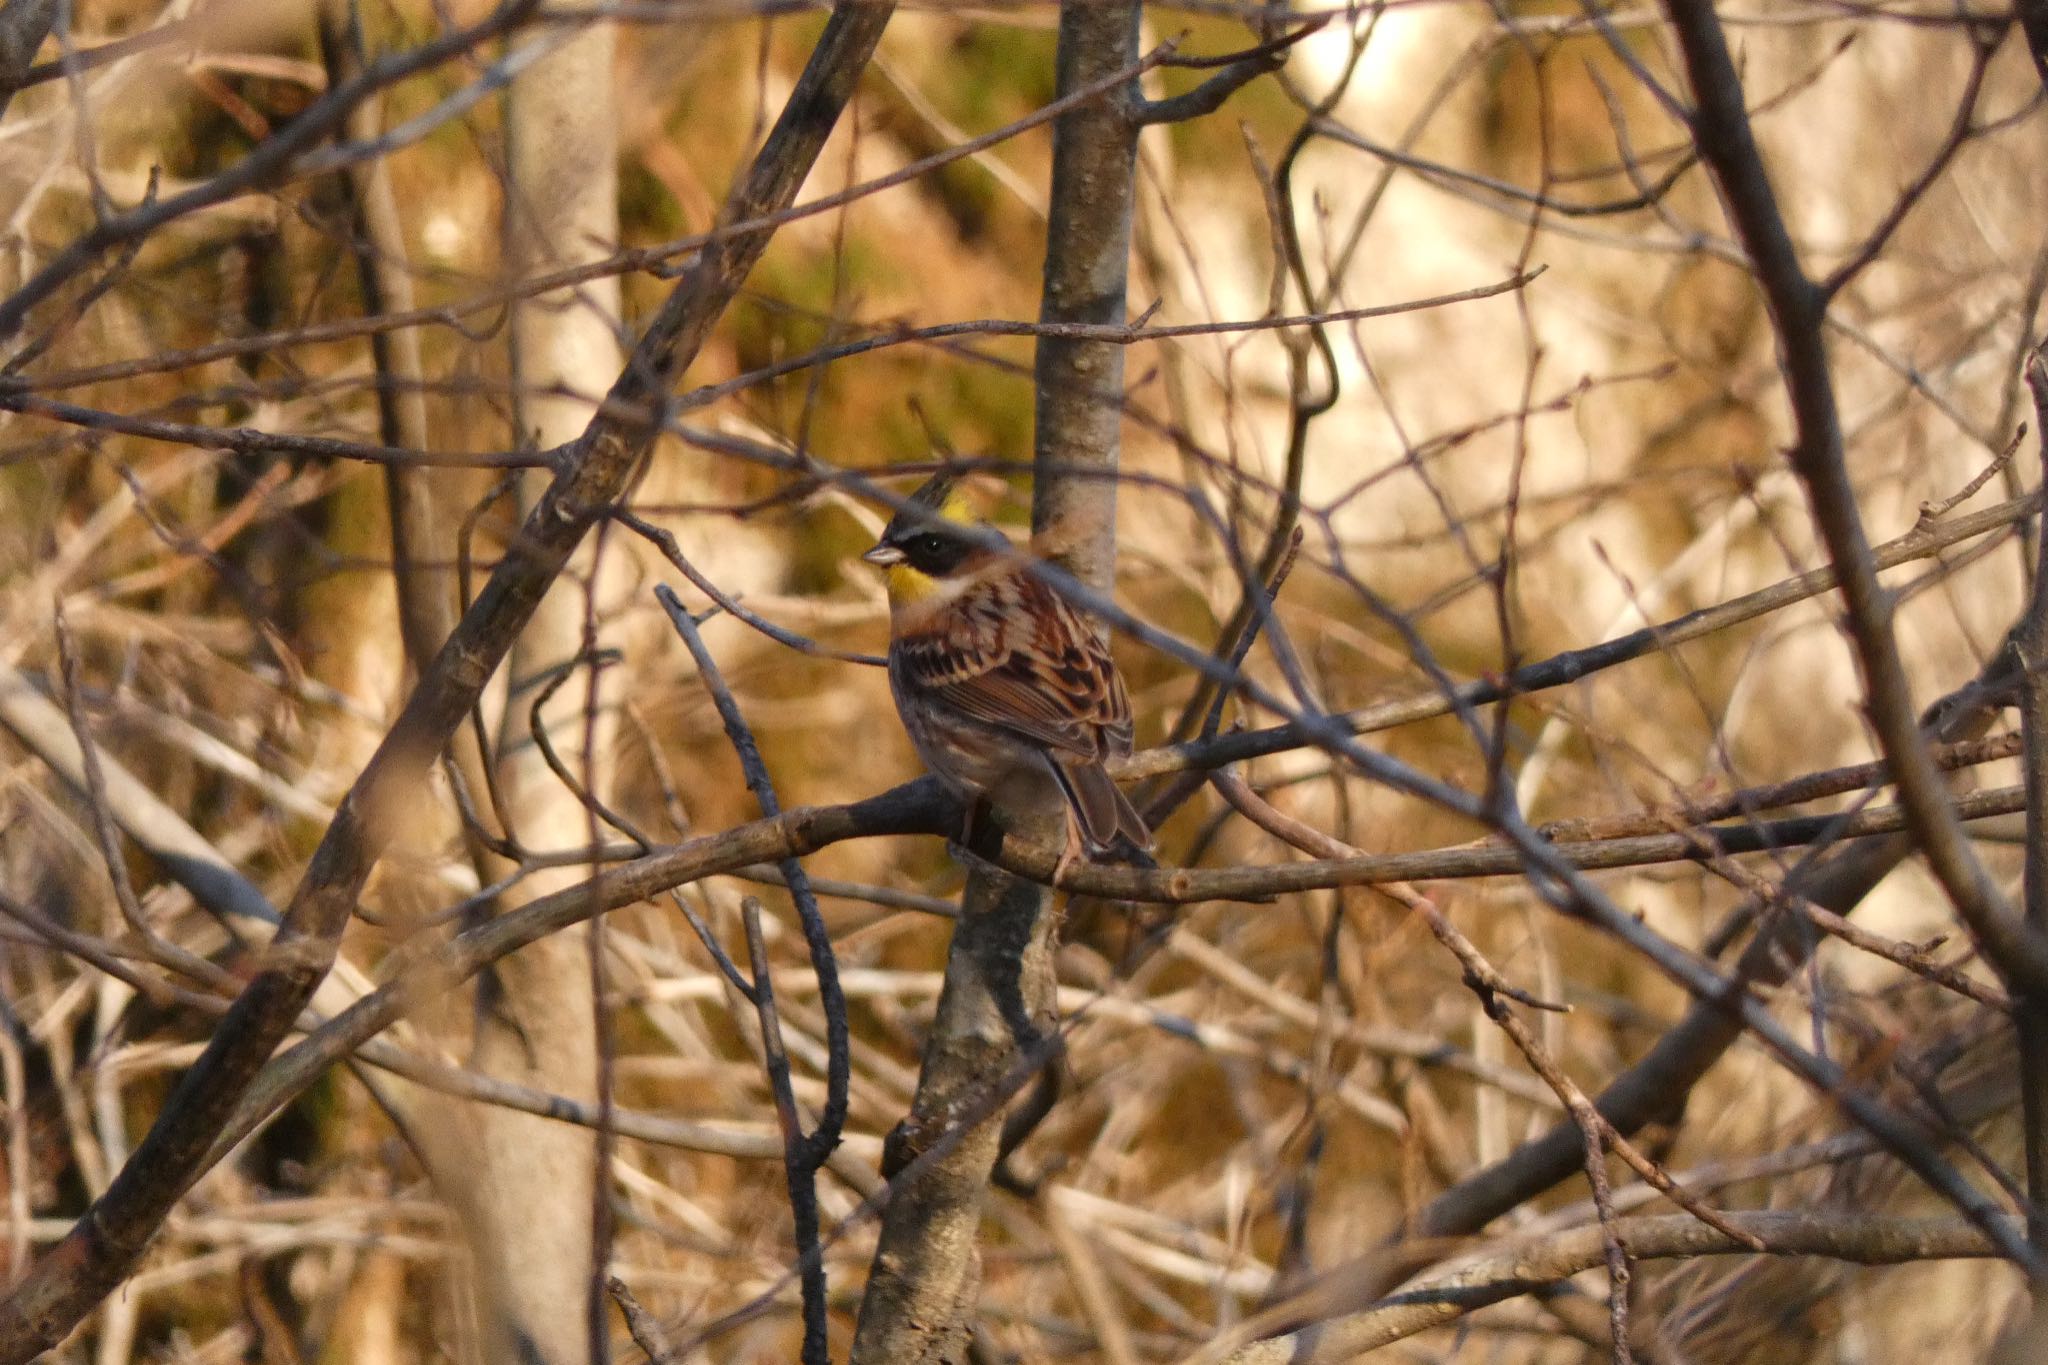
[1050,758,1156,867]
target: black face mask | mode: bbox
[891,528,977,576]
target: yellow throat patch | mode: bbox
[887,561,942,604]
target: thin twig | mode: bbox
[606,1277,681,1365]
[1391,642,2026,1281]
[656,588,849,1161]
[621,509,882,665]
[660,591,847,1364]
[2015,346,2048,1258]
[741,896,829,1365]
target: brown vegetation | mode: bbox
[2,1,2048,1361]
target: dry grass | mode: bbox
[0,1,2043,1361]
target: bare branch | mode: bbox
[662,591,846,1364]
[1130,20,1322,128]
[1665,0,2048,996]
[0,0,553,350]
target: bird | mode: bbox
[861,470,1153,873]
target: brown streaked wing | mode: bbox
[893,572,1130,760]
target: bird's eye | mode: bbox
[908,533,949,557]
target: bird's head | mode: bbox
[861,471,997,606]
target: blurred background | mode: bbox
[0,0,2041,1359]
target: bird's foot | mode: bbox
[1052,821,1086,888]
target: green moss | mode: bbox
[728,237,921,426]
[927,156,1003,244]
[943,25,1058,129]
[939,354,1035,454]
[619,154,685,241]
[783,503,872,597]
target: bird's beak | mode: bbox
[862,543,906,568]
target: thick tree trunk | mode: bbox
[417,11,623,1363]
[850,4,1142,1359]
